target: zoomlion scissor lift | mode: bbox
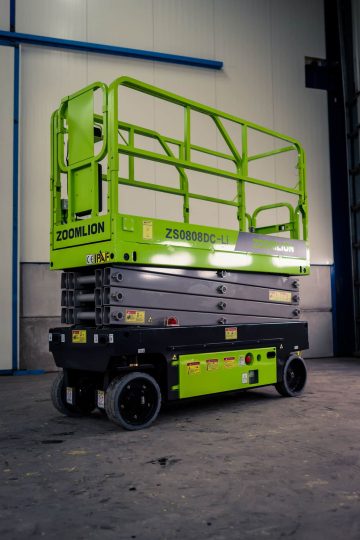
[49,77,309,430]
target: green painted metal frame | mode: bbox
[50,76,308,273]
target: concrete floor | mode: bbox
[1,359,360,540]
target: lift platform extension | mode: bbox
[49,76,309,430]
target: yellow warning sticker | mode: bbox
[269,290,292,303]
[187,361,201,375]
[225,327,237,340]
[143,220,153,240]
[224,356,236,369]
[206,358,219,371]
[72,330,87,343]
[125,310,145,324]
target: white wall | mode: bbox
[13,0,333,358]
[17,0,332,265]
[0,46,14,369]
[0,0,9,30]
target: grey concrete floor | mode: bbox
[1,359,360,540]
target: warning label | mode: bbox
[224,356,236,369]
[72,330,87,343]
[125,310,145,324]
[225,327,237,340]
[143,220,153,240]
[206,358,219,371]
[187,361,201,375]
[269,290,292,303]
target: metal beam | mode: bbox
[12,43,19,370]
[0,30,223,70]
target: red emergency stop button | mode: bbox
[245,354,252,365]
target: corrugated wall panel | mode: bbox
[271,0,333,264]
[214,0,277,222]
[153,0,215,57]
[0,0,10,30]
[20,45,87,262]
[16,0,86,40]
[19,0,333,266]
[16,0,333,359]
[87,0,154,49]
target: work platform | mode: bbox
[50,77,309,276]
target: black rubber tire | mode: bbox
[105,372,161,430]
[275,355,307,397]
[51,372,95,416]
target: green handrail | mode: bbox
[51,76,308,241]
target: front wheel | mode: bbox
[105,372,161,430]
[275,355,307,397]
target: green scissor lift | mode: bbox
[49,77,309,430]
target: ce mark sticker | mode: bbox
[86,251,111,265]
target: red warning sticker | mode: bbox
[206,358,219,371]
[224,356,236,368]
[225,327,237,340]
[187,361,201,375]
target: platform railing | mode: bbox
[108,77,307,240]
[51,77,307,242]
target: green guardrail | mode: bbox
[50,76,308,274]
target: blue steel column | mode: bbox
[11,0,19,370]
[11,43,19,370]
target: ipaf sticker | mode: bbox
[225,327,237,340]
[72,330,87,343]
[86,250,111,265]
[187,361,201,375]
[224,356,235,368]
[206,358,219,371]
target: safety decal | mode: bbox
[224,356,236,369]
[66,387,74,405]
[225,327,237,340]
[86,250,111,265]
[143,220,153,240]
[72,330,87,343]
[97,390,105,409]
[206,358,219,371]
[269,290,292,303]
[125,310,145,324]
[239,356,246,366]
[187,361,201,375]
[242,373,248,384]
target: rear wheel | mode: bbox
[275,355,307,397]
[105,372,161,430]
[51,372,96,416]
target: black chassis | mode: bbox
[49,321,308,402]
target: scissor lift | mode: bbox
[49,77,309,430]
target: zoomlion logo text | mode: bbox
[56,221,105,242]
[86,251,111,265]
[253,238,295,254]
